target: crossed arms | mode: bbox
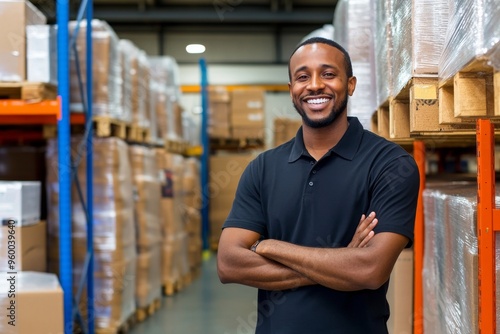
[217,213,409,291]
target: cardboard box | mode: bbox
[27,24,57,85]
[209,154,255,245]
[0,271,63,334]
[387,248,413,334]
[232,126,265,140]
[0,221,46,272]
[0,181,41,226]
[0,0,46,82]
[231,89,265,127]
[273,117,301,147]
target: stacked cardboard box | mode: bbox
[46,137,137,332]
[422,182,500,333]
[209,87,232,138]
[386,248,413,334]
[129,145,163,308]
[155,150,190,291]
[0,272,63,334]
[183,157,203,273]
[333,0,377,130]
[148,56,183,142]
[209,153,256,248]
[118,40,149,127]
[231,89,265,140]
[273,117,302,147]
[69,20,122,120]
[0,0,46,82]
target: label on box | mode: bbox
[246,101,263,109]
[248,113,263,121]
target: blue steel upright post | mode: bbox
[86,2,94,333]
[199,58,210,250]
[57,0,72,332]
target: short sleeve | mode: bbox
[369,154,420,247]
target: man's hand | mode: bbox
[348,212,378,248]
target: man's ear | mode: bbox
[348,76,357,96]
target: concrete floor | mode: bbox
[129,252,257,334]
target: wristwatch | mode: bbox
[251,239,261,252]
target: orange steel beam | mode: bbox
[181,84,289,93]
[0,98,85,125]
[0,99,61,124]
[413,140,426,334]
[477,119,497,334]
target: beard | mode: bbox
[293,92,349,129]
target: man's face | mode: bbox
[288,43,356,128]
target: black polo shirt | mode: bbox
[223,117,419,334]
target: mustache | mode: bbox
[302,93,334,99]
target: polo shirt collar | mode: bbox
[288,117,364,162]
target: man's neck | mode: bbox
[302,117,349,161]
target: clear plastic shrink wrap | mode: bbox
[69,20,123,120]
[484,0,500,69]
[46,137,136,332]
[423,182,500,334]
[148,56,183,141]
[155,150,190,288]
[439,0,486,81]
[333,0,376,130]
[372,0,393,108]
[128,145,163,308]
[391,0,449,95]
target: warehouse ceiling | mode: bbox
[33,0,338,63]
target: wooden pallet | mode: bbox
[163,278,182,296]
[0,81,57,102]
[162,272,193,297]
[210,137,264,150]
[438,56,500,124]
[127,125,150,143]
[372,75,500,144]
[43,116,128,140]
[135,298,161,323]
[165,139,188,154]
[95,313,137,334]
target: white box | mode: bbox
[0,0,46,82]
[0,181,41,226]
[27,24,57,85]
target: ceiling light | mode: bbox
[186,44,206,54]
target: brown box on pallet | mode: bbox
[387,249,413,334]
[232,126,265,140]
[0,221,46,272]
[209,153,255,247]
[136,242,162,308]
[0,272,63,334]
[273,117,302,147]
[0,0,46,82]
[231,89,265,127]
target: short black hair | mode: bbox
[288,37,353,81]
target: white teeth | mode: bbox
[307,98,330,104]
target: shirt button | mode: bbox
[309,181,314,186]
[310,161,314,165]
[312,170,317,174]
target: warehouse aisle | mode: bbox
[129,252,257,334]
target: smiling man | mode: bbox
[217,37,420,334]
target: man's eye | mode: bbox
[324,72,336,78]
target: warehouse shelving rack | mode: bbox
[411,119,499,334]
[0,0,95,333]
